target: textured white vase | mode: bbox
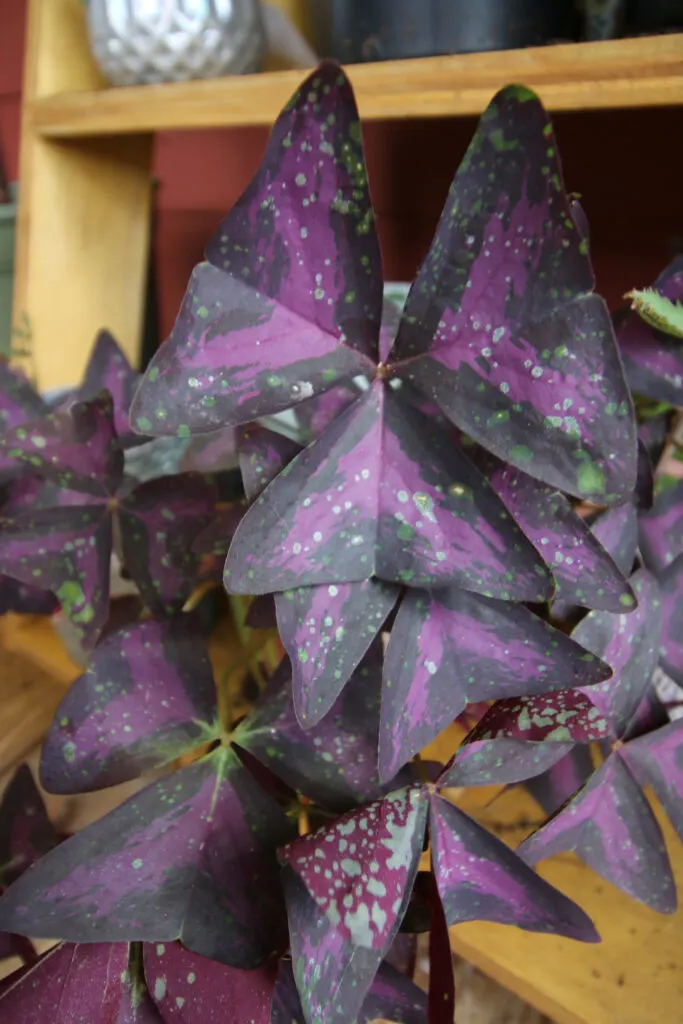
[87,0,265,86]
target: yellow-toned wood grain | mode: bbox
[28,34,683,138]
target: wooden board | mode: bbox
[29,34,683,138]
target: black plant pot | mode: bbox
[624,0,683,34]
[308,0,578,63]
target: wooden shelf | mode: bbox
[29,34,683,139]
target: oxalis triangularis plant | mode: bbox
[0,59,681,1023]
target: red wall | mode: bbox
[2,1,682,342]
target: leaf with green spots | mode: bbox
[237,423,302,503]
[0,363,48,480]
[0,504,112,647]
[618,256,683,404]
[40,615,219,794]
[388,85,636,504]
[0,942,163,1022]
[0,391,123,497]
[0,747,295,967]
[131,63,383,437]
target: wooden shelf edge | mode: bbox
[29,34,683,137]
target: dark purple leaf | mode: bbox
[0,942,162,1023]
[119,473,220,616]
[474,449,633,611]
[0,933,36,967]
[574,568,661,739]
[191,504,244,558]
[0,575,57,615]
[246,593,278,629]
[295,382,361,443]
[638,410,671,470]
[618,256,683,404]
[639,479,683,573]
[427,872,455,1024]
[76,329,141,444]
[40,616,218,794]
[519,752,676,912]
[0,748,294,966]
[226,382,552,598]
[181,425,238,473]
[0,392,122,496]
[133,64,382,437]
[235,648,399,810]
[0,765,58,888]
[430,793,598,938]
[380,586,609,781]
[238,423,302,503]
[439,691,610,787]
[636,438,655,511]
[659,554,683,686]
[389,86,636,505]
[144,940,276,1023]
[275,578,399,726]
[586,501,638,580]
[624,717,683,842]
[0,363,47,432]
[0,505,112,646]
[524,746,595,815]
[625,682,669,741]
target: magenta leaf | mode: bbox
[524,746,595,815]
[119,473,221,616]
[618,256,683,404]
[439,691,610,787]
[0,942,162,1023]
[624,718,683,842]
[40,616,218,794]
[379,586,609,781]
[659,554,683,685]
[226,382,551,598]
[76,329,142,445]
[133,64,382,437]
[0,748,294,966]
[235,647,401,810]
[475,449,633,611]
[429,793,599,939]
[389,86,636,504]
[238,423,302,503]
[144,940,276,1023]
[0,504,112,646]
[0,392,122,496]
[275,578,399,726]
[574,568,661,738]
[639,479,683,573]
[519,752,676,912]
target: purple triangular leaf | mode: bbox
[279,786,427,949]
[275,578,399,726]
[133,65,382,438]
[575,568,661,739]
[0,575,57,615]
[429,793,599,939]
[40,616,219,794]
[119,473,221,616]
[144,940,276,1023]
[638,410,671,470]
[389,86,636,504]
[0,942,162,1022]
[659,554,683,686]
[238,423,302,503]
[639,479,683,573]
[76,329,142,445]
[0,748,294,966]
[624,717,683,842]
[439,691,610,787]
[0,363,47,431]
[618,256,683,404]
[0,765,58,888]
[181,425,238,474]
[191,504,244,558]
[295,382,360,444]
[0,392,122,496]
[474,449,633,611]
[235,648,402,810]
[427,872,455,1024]
[226,382,552,599]
[524,745,595,815]
[586,502,638,580]
[0,505,112,646]
[379,586,609,781]
[519,752,676,912]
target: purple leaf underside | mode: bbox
[40,616,218,795]
[430,794,598,940]
[226,382,552,598]
[389,86,636,504]
[618,256,683,404]
[379,585,609,781]
[0,748,294,967]
[519,752,676,913]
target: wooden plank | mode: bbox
[12,0,153,392]
[29,34,683,137]
[0,644,66,778]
